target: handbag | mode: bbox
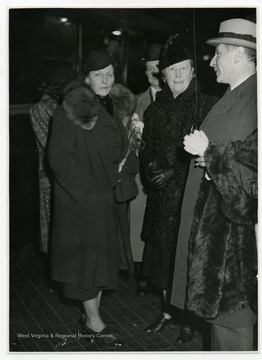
[116,151,139,203]
[116,170,139,203]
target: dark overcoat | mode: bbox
[48,83,137,291]
[171,74,257,328]
[140,79,218,252]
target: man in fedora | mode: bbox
[135,43,163,122]
[170,18,257,351]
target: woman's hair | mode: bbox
[189,59,195,68]
[162,58,195,81]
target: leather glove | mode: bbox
[144,160,162,183]
[149,168,175,190]
[183,130,209,156]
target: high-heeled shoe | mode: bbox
[176,324,195,344]
[79,314,124,349]
[145,314,176,333]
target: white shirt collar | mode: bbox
[150,86,160,101]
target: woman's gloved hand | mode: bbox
[149,168,175,190]
[144,160,162,183]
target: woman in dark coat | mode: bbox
[139,36,218,340]
[48,50,138,349]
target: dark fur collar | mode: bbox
[62,82,137,130]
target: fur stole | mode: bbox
[186,131,257,319]
[62,81,137,130]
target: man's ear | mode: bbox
[234,47,245,64]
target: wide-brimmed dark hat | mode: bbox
[158,35,193,70]
[206,18,256,50]
[83,50,114,74]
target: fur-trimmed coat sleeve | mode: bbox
[205,128,257,224]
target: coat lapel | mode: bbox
[113,109,129,162]
[84,103,129,186]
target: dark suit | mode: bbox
[136,87,153,121]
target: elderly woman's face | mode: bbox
[163,59,193,98]
[85,64,115,97]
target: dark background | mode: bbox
[9,7,256,252]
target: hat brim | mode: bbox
[206,37,256,50]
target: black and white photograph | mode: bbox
[3,0,260,358]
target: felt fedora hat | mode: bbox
[140,43,163,67]
[145,43,163,62]
[206,18,256,50]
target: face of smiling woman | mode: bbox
[163,59,194,98]
[85,64,115,97]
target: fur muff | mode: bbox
[62,82,137,130]
[186,131,258,319]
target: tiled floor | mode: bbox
[10,244,209,353]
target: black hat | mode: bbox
[145,43,163,62]
[158,35,193,70]
[83,50,114,74]
[140,43,163,67]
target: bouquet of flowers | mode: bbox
[118,113,144,172]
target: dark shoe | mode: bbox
[145,314,175,333]
[136,284,150,296]
[79,314,124,349]
[176,324,195,344]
